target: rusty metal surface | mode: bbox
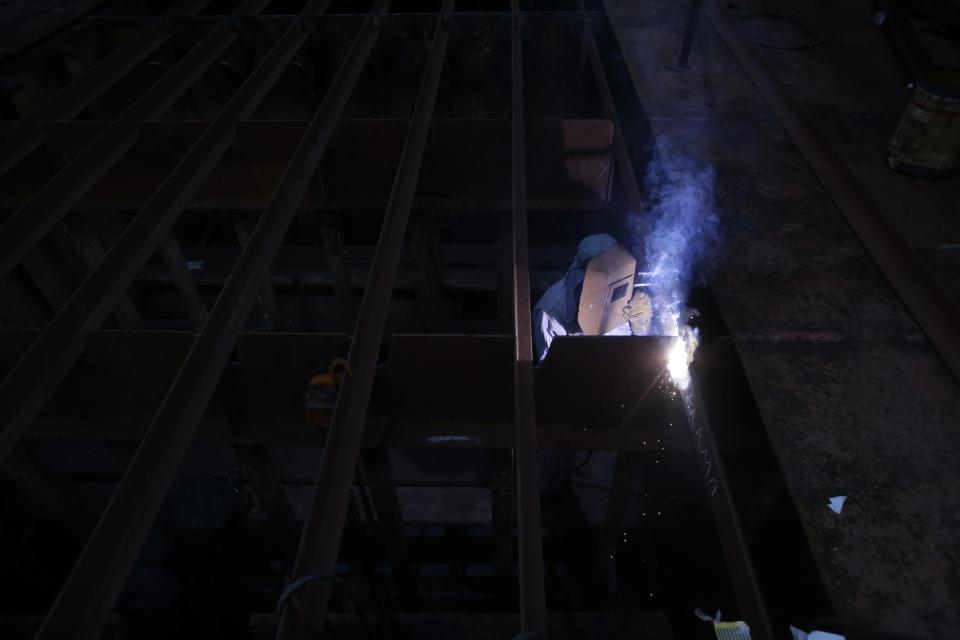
[0,330,672,435]
[0,118,615,210]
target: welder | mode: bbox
[533,234,653,361]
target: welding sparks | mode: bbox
[667,334,690,390]
[666,323,699,391]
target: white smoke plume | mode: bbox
[628,145,720,390]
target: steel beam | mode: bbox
[156,233,210,330]
[511,5,548,634]
[32,13,376,639]
[0,15,313,464]
[0,0,214,177]
[359,448,419,609]
[577,0,643,212]
[278,6,451,637]
[65,218,142,328]
[706,0,960,385]
[28,416,665,451]
[684,377,773,640]
[233,211,280,330]
[0,3,272,281]
[0,118,617,212]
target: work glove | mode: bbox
[623,289,653,336]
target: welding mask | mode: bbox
[577,245,636,335]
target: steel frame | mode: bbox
[0,1,779,638]
[34,5,383,637]
[278,3,450,635]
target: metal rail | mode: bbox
[706,0,960,385]
[278,4,452,637]
[684,377,773,640]
[511,2,548,634]
[32,12,379,640]
[0,0,214,176]
[0,10,321,464]
[0,1,272,280]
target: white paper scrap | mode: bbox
[790,625,847,640]
[828,496,846,514]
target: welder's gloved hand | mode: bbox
[623,289,653,336]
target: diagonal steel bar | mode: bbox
[32,14,378,640]
[0,14,320,464]
[510,5,548,634]
[684,377,773,640]
[277,5,453,638]
[0,2,270,280]
[0,0,214,177]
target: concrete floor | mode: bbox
[605,0,960,637]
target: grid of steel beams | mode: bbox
[0,1,774,638]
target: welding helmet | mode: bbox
[561,234,619,325]
[576,243,636,335]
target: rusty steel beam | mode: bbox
[684,377,773,640]
[156,233,209,330]
[0,15,314,465]
[0,2,274,281]
[510,6,548,634]
[706,0,960,385]
[0,118,618,212]
[0,0,214,177]
[578,0,643,213]
[278,7,451,638]
[28,416,666,451]
[32,12,375,638]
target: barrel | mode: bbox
[888,69,960,178]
